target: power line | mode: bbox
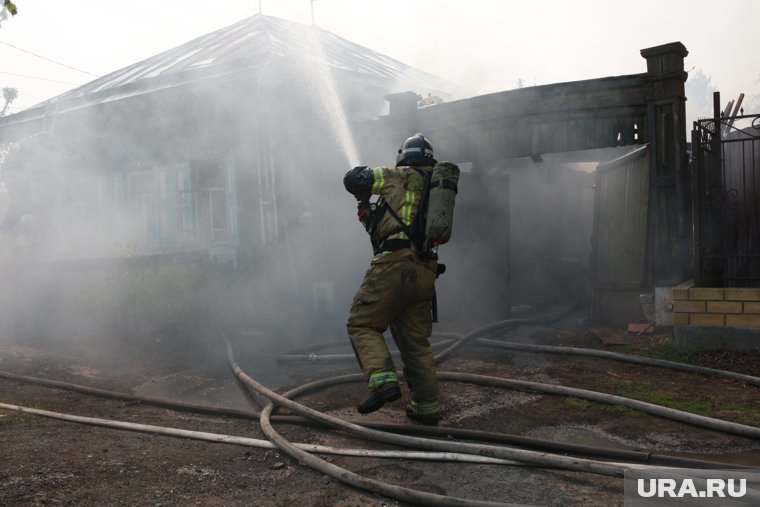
[91,0,245,37]
[78,0,204,34]
[14,92,49,101]
[135,0,238,25]
[0,41,100,77]
[0,70,83,85]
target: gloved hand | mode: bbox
[344,166,372,202]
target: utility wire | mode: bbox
[0,41,100,77]
[16,92,50,102]
[78,0,204,34]
[136,0,238,25]
[0,70,82,85]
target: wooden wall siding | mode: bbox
[354,43,689,329]
[591,145,650,326]
[367,75,651,165]
[593,145,650,285]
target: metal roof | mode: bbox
[15,15,461,119]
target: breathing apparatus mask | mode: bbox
[344,165,379,233]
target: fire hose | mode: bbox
[2,305,759,505]
[278,328,760,388]
[0,367,745,470]
[0,401,524,467]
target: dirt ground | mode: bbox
[1,318,760,507]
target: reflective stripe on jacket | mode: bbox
[353,165,431,250]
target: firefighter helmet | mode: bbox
[396,133,436,167]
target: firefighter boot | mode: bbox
[357,382,402,414]
[405,400,441,425]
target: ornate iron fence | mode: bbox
[692,113,760,287]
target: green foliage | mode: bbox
[2,87,17,102]
[3,1,17,16]
[1,86,18,116]
[0,1,17,29]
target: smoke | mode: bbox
[431,153,599,325]
[0,14,613,393]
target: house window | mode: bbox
[64,176,111,247]
[123,160,231,251]
[127,170,157,245]
[192,160,228,244]
[155,166,195,248]
[177,168,194,244]
[210,188,228,241]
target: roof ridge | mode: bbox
[11,14,461,116]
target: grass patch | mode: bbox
[715,401,760,426]
[565,397,593,410]
[643,395,760,426]
[600,404,642,416]
[622,337,698,364]
[598,376,715,416]
[646,393,715,416]
[565,396,642,416]
[595,376,760,424]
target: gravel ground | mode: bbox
[1,321,759,506]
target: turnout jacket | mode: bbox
[344,165,432,256]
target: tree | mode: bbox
[0,1,18,27]
[684,69,717,130]
[744,94,760,116]
[685,70,715,118]
[1,87,18,116]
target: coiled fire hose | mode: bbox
[2,304,759,505]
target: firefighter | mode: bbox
[343,133,441,425]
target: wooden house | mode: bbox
[0,15,459,265]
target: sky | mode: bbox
[1,0,759,124]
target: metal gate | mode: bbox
[692,112,760,287]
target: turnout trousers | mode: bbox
[346,252,438,405]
